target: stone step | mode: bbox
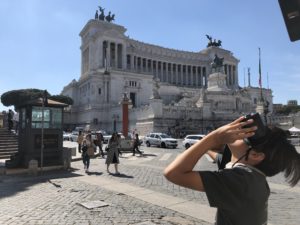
[0,143,18,146]
[0,138,18,141]
[0,146,18,150]
[0,136,17,140]
[0,140,18,143]
[0,149,18,154]
[0,128,19,159]
[0,153,18,159]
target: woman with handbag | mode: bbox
[82,134,96,173]
[105,132,121,174]
[81,140,90,173]
[86,134,96,157]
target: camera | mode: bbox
[241,113,269,146]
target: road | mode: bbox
[0,141,299,224]
[67,140,300,225]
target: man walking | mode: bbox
[7,109,13,130]
[132,133,143,156]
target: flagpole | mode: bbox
[258,47,263,101]
[248,67,251,87]
[243,67,246,87]
[258,48,269,124]
[267,72,269,89]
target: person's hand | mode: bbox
[210,117,257,146]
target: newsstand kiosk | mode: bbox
[6,98,68,168]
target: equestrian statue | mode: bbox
[211,54,224,73]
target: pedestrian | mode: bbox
[81,140,90,173]
[85,133,96,158]
[12,111,19,134]
[116,133,123,157]
[164,114,300,225]
[105,132,121,174]
[95,132,105,158]
[132,133,143,156]
[77,130,84,153]
[7,109,13,130]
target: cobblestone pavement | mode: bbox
[0,143,299,225]
[0,173,211,225]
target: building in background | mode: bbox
[272,100,300,130]
[61,10,273,136]
[288,100,298,106]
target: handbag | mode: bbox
[87,146,95,156]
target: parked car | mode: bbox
[69,131,79,142]
[144,133,177,148]
[182,134,205,149]
[63,132,73,141]
[103,134,113,144]
[103,133,125,144]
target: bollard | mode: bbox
[62,147,72,169]
[71,147,76,156]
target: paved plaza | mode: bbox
[0,142,299,225]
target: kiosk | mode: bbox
[6,98,68,168]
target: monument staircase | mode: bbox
[0,128,18,159]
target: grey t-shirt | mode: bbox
[199,163,270,225]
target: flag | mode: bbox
[258,48,262,88]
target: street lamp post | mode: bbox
[201,106,204,134]
[40,90,47,174]
[112,114,119,132]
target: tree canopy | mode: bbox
[1,89,73,109]
[275,105,300,115]
[50,95,74,106]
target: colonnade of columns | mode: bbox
[102,41,124,70]
[100,40,237,88]
[224,64,237,87]
[126,54,207,87]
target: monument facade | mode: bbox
[61,12,272,136]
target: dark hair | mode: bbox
[109,132,117,142]
[253,126,300,187]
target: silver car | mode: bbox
[182,134,205,149]
[144,133,177,148]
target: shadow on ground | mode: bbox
[0,167,84,200]
[110,173,134,178]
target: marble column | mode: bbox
[106,41,111,68]
[113,42,117,68]
[130,54,134,71]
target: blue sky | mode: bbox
[1,0,299,112]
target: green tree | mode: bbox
[1,89,73,109]
[276,105,300,115]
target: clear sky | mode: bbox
[1,0,299,112]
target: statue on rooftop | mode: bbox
[105,11,115,22]
[98,6,105,20]
[206,34,212,45]
[95,10,99,20]
[206,35,222,48]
